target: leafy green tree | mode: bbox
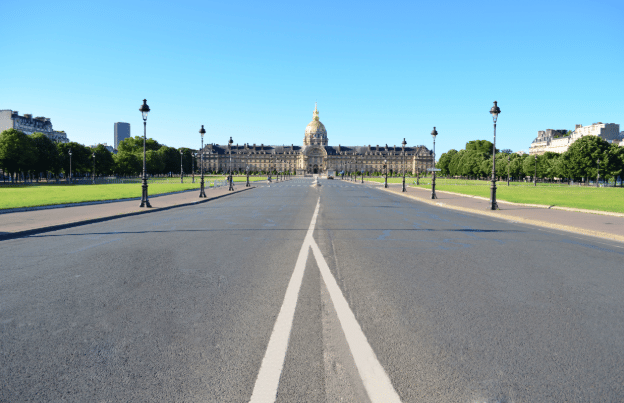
[31,132,61,180]
[179,148,195,174]
[604,144,624,185]
[57,142,92,178]
[562,135,611,181]
[117,136,161,154]
[145,149,164,175]
[466,140,497,157]
[114,152,141,176]
[158,146,180,176]
[92,144,115,176]
[509,154,526,179]
[437,149,457,176]
[541,152,561,180]
[0,129,37,181]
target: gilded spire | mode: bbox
[313,102,319,121]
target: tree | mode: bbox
[0,129,37,181]
[466,140,497,157]
[145,149,164,175]
[114,152,141,176]
[604,144,624,185]
[562,136,611,181]
[92,144,115,176]
[117,136,161,154]
[437,149,457,176]
[179,148,195,174]
[57,142,92,178]
[31,133,61,180]
[158,146,180,176]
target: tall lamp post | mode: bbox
[534,154,537,187]
[92,152,96,184]
[431,127,438,199]
[352,156,356,182]
[489,101,501,210]
[192,152,196,183]
[180,149,184,183]
[68,149,72,184]
[402,138,407,192]
[384,159,388,188]
[507,155,510,186]
[139,99,152,208]
[199,125,206,198]
[228,137,234,191]
[246,165,250,187]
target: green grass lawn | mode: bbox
[408,178,624,213]
[0,176,269,209]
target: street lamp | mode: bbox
[384,159,388,188]
[92,152,96,184]
[507,155,510,186]
[199,125,206,198]
[402,138,407,192]
[431,127,438,199]
[139,99,152,208]
[228,137,234,191]
[68,149,72,183]
[352,155,356,182]
[489,101,501,209]
[180,149,184,183]
[192,152,196,183]
[534,154,537,187]
[246,165,250,187]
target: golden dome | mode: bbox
[305,103,327,138]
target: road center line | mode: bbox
[310,240,402,403]
[249,198,320,403]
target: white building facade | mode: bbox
[529,122,620,155]
[0,110,69,143]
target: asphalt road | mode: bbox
[1,178,623,402]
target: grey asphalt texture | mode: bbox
[1,178,623,402]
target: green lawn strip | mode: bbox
[0,176,271,209]
[411,182,624,214]
[0,183,204,210]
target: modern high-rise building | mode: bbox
[114,122,130,150]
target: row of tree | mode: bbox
[436,137,624,183]
[0,129,198,181]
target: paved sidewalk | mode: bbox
[360,181,624,244]
[0,186,252,240]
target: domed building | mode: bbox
[199,104,434,176]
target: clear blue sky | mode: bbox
[2,0,622,157]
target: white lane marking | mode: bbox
[249,198,321,403]
[310,240,402,403]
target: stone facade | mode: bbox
[529,123,620,155]
[198,104,434,175]
[0,110,69,143]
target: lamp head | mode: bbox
[431,127,438,138]
[139,99,150,121]
[402,138,407,147]
[490,101,501,122]
[199,125,206,138]
[229,137,233,145]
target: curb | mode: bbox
[0,187,253,242]
[377,187,624,245]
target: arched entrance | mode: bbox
[313,164,319,174]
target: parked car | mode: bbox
[327,175,334,180]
